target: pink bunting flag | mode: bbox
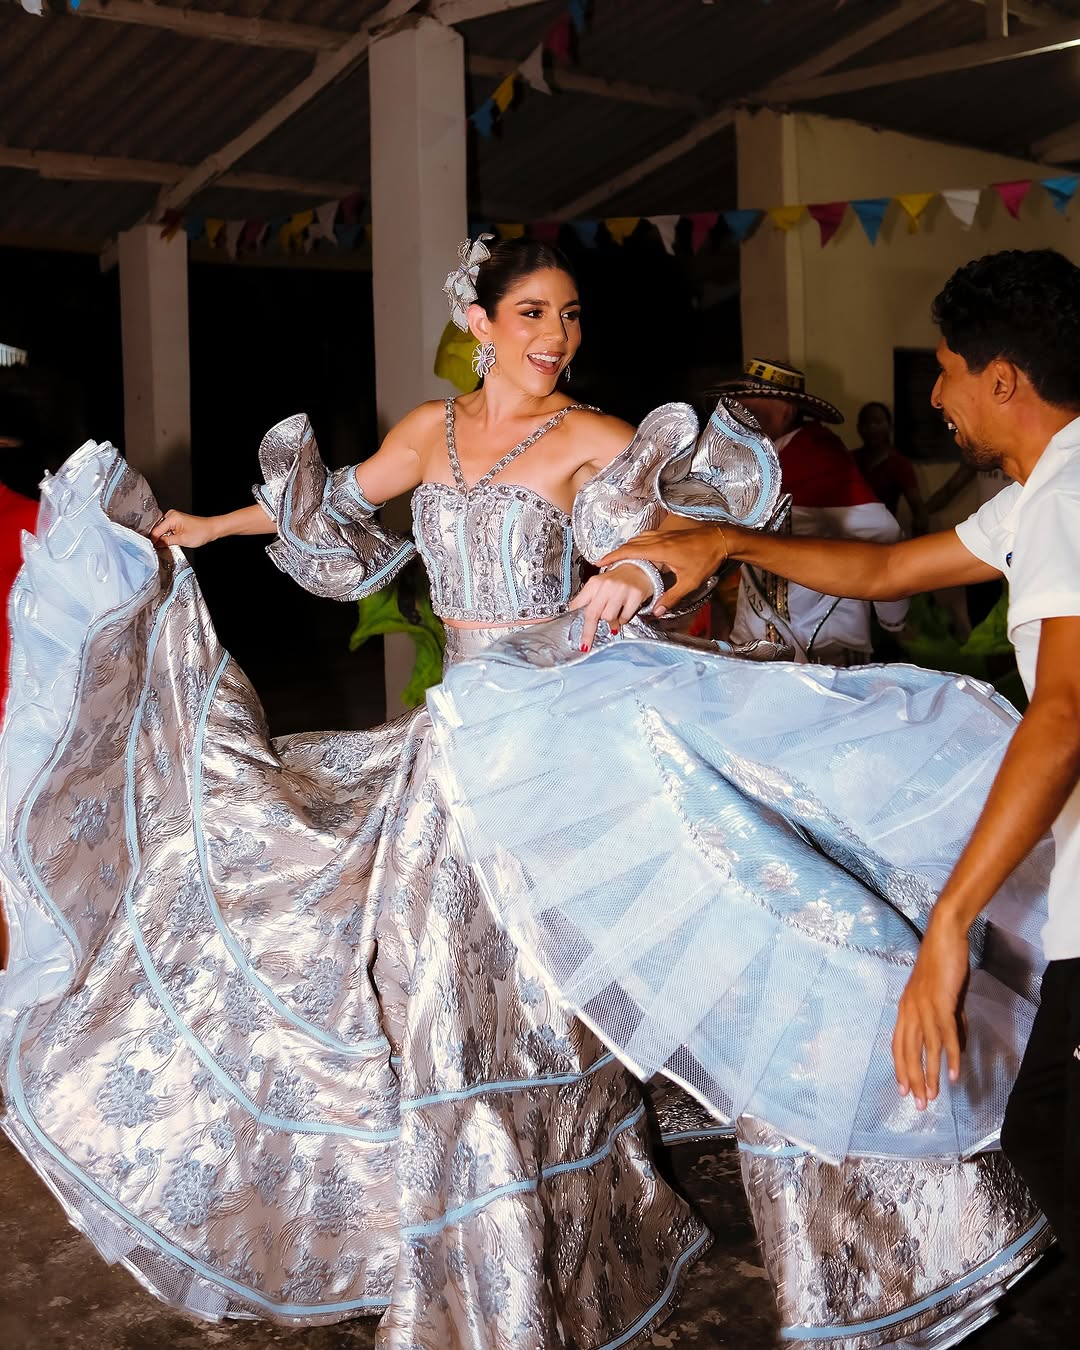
[992,180,1032,220]
[531,220,562,244]
[544,13,572,61]
[689,211,719,252]
[807,202,846,247]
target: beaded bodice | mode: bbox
[412,399,594,624]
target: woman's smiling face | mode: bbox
[469,267,581,393]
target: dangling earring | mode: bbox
[563,363,572,383]
[471,342,496,379]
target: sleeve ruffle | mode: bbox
[572,398,791,616]
[254,414,416,602]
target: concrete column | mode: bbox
[736,108,805,369]
[369,15,467,714]
[118,224,191,510]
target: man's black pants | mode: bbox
[1000,958,1080,1260]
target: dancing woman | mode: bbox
[0,235,1050,1348]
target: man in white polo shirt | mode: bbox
[593,248,1080,1263]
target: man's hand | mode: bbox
[599,526,728,617]
[892,909,971,1110]
[568,565,655,650]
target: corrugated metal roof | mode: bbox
[0,0,1077,246]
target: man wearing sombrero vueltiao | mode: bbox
[709,359,908,664]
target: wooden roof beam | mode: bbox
[151,0,423,217]
[762,17,1080,103]
[1032,119,1080,163]
[965,0,1065,31]
[0,145,359,199]
[69,0,551,50]
[553,0,950,219]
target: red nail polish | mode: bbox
[580,644,589,653]
[611,627,619,636]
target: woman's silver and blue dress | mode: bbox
[0,397,1052,1349]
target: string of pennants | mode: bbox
[468,0,588,139]
[161,173,1079,260]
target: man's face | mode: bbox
[930,339,1003,470]
[738,396,799,442]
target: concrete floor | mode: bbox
[1,1127,1074,1350]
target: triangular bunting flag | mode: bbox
[184,214,206,244]
[807,202,846,247]
[850,198,889,245]
[568,0,588,33]
[496,222,525,239]
[604,216,640,245]
[993,179,1032,220]
[544,13,572,61]
[307,200,340,250]
[721,209,762,242]
[339,193,364,225]
[239,219,267,253]
[896,192,935,233]
[520,44,550,94]
[649,215,680,253]
[279,209,313,254]
[767,205,804,232]
[941,189,980,229]
[205,218,225,248]
[531,220,562,244]
[159,209,184,241]
[334,223,362,249]
[1041,175,1079,214]
[492,74,516,116]
[689,211,719,252]
[224,220,245,259]
[570,220,600,248]
[469,99,497,137]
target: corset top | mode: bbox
[412,399,593,624]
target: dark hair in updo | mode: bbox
[474,237,578,318]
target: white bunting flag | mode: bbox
[520,44,551,95]
[941,189,981,229]
[649,215,680,254]
[224,220,245,259]
[306,200,341,251]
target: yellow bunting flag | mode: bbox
[205,218,225,247]
[279,210,314,253]
[896,192,936,233]
[767,205,805,232]
[496,222,525,239]
[604,216,640,245]
[364,223,374,243]
[492,74,516,115]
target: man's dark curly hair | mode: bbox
[932,249,1080,408]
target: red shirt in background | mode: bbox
[0,482,38,714]
[854,447,918,517]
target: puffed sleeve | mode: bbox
[253,413,416,602]
[572,398,790,616]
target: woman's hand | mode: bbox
[150,509,220,550]
[568,564,654,651]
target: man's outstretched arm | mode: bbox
[599,523,999,616]
[892,614,1080,1106]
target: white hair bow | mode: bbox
[443,234,495,331]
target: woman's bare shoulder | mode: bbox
[565,407,636,469]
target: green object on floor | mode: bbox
[350,580,446,709]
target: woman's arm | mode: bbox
[149,405,433,551]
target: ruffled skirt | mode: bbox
[0,444,706,1346]
[0,443,1051,1348]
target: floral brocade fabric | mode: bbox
[0,444,708,1344]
